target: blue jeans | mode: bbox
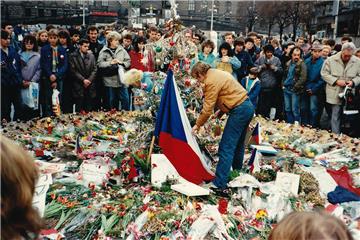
[301,94,319,127]
[284,88,300,124]
[104,86,130,111]
[213,99,254,189]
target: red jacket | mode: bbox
[129,50,154,72]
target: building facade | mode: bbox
[313,0,360,39]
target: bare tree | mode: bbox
[257,1,278,38]
[275,2,291,44]
[287,1,315,41]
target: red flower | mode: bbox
[113,168,121,175]
[127,158,138,180]
[91,191,96,197]
[170,41,175,46]
[50,193,56,200]
[140,204,148,211]
[218,198,228,214]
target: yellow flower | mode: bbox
[147,211,155,219]
[255,209,268,220]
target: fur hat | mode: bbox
[123,69,144,87]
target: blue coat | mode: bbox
[1,46,22,87]
[240,76,261,107]
[305,57,324,94]
[234,50,254,80]
[40,44,68,81]
[197,52,216,68]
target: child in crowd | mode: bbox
[240,67,261,108]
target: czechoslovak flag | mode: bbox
[154,70,215,184]
[251,122,262,145]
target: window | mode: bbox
[226,1,231,12]
[51,9,57,17]
[102,0,109,6]
[25,8,31,17]
[38,9,44,17]
[88,0,94,6]
[188,0,195,11]
[64,0,70,4]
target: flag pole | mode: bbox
[147,135,156,163]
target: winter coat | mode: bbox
[240,76,261,108]
[19,51,41,83]
[304,57,324,94]
[88,40,104,60]
[321,52,360,105]
[97,45,131,88]
[197,52,216,68]
[69,49,97,98]
[40,44,68,81]
[196,69,248,127]
[255,56,283,91]
[1,46,22,87]
[234,50,254,81]
[283,59,307,94]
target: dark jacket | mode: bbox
[1,46,22,87]
[255,55,283,91]
[88,40,103,60]
[69,49,97,98]
[283,59,307,94]
[305,57,325,94]
[40,44,68,81]
[234,50,254,80]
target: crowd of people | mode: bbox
[1,22,360,136]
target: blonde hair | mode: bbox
[269,211,353,240]
[1,136,43,239]
[190,62,211,79]
[36,29,48,40]
[123,68,143,87]
[106,31,122,46]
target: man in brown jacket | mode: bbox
[191,62,254,190]
[69,39,97,112]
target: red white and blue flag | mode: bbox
[154,70,214,184]
[250,122,261,145]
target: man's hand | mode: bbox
[336,79,347,87]
[22,80,30,88]
[192,125,199,134]
[269,64,276,70]
[50,74,57,82]
[306,89,313,96]
[346,80,354,87]
[83,79,91,88]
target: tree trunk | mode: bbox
[279,25,284,45]
[268,22,273,39]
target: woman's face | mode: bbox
[110,39,119,48]
[24,41,34,51]
[39,33,48,42]
[138,42,144,51]
[221,48,228,56]
[203,45,212,55]
[59,37,67,46]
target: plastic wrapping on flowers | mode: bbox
[2,67,360,239]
